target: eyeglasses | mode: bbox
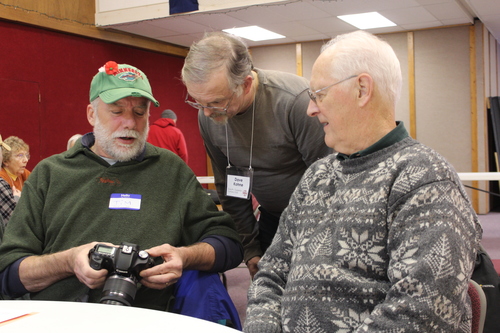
[185,92,235,113]
[15,153,30,160]
[307,75,358,104]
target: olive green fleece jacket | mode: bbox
[0,137,241,310]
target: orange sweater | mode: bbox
[0,167,31,191]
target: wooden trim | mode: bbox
[407,32,416,139]
[206,155,216,190]
[469,25,479,211]
[296,43,303,77]
[478,24,489,213]
[481,25,490,213]
[497,37,500,95]
[0,6,188,57]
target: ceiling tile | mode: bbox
[311,0,422,15]
[380,6,438,24]
[97,0,500,48]
[465,0,500,15]
[299,16,356,32]
[271,1,332,20]
[109,22,177,38]
[424,3,473,22]
[180,13,249,30]
[264,21,321,36]
[416,0,454,5]
[224,5,291,25]
[149,17,211,34]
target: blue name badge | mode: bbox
[109,193,142,210]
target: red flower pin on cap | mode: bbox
[99,61,119,75]
[91,61,159,107]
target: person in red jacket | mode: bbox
[148,109,188,163]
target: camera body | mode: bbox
[89,242,154,306]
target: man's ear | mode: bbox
[243,74,254,95]
[87,104,96,127]
[357,74,373,107]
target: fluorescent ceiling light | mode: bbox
[223,26,285,41]
[337,12,396,30]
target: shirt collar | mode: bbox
[336,121,408,161]
[4,168,18,181]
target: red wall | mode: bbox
[0,20,207,176]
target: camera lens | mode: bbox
[99,275,138,306]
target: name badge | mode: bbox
[109,193,142,210]
[226,166,253,200]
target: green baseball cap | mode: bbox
[89,61,159,107]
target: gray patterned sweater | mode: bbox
[245,137,482,332]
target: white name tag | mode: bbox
[109,193,142,210]
[226,174,251,199]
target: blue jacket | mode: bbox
[172,270,242,330]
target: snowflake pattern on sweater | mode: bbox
[245,137,482,333]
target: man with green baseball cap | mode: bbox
[0,60,243,312]
[90,61,160,107]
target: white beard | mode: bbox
[93,114,148,162]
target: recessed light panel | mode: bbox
[223,26,285,41]
[337,12,396,30]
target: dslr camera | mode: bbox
[89,242,154,306]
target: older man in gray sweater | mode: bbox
[245,30,482,332]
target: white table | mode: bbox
[196,176,215,184]
[197,174,500,182]
[0,300,239,332]
[457,172,500,181]
[201,173,500,182]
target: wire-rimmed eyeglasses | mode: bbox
[14,153,30,160]
[184,92,235,114]
[307,75,358,104]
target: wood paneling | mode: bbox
[296,43,303,77]
[0,20,206,176]
[470,25,479,211]
[0,0,188,57]
[1,0,95,24]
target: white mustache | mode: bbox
[112,130,139,139]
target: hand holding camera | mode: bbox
[137,243,185,290]
[88,242,155,306]
[138,242,216,290]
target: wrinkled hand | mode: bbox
[140,244,183,289]
[247,256,261,280]
[72,242,110,289]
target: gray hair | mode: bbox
[321,30,402,108]
[161,109,177,120]
[90,98,100,114]
[181,32,253,93]
[2,136,29,165]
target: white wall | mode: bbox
[250,24,500,213]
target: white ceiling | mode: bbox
[96,0,500,49]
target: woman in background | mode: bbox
[0,136,31,200]
[0,135,16,229]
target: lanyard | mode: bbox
[224,95,255,200]
[225,95,255,170]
